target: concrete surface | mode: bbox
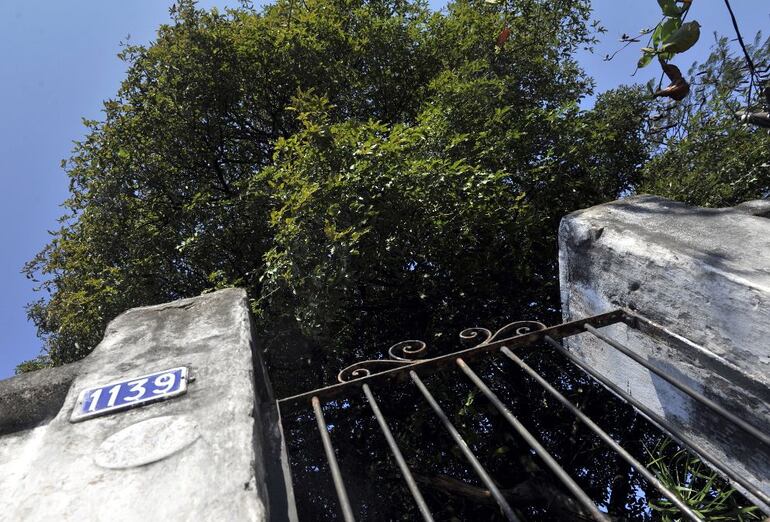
[559,195,770,507]
[0,288,271,521]
[0,360,82,435]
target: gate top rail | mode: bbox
[278,309,627,406]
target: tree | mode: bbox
[23,0,648,387]
[24,0,440,368]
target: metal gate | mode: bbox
[275,309,769,521]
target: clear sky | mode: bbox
[0,1,766,379]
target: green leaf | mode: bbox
[658,20,701,54]
[638,51,655,69]
[657,0,684,17]
[653,17,682,48]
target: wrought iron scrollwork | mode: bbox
[337,320,547,383]
[338,340,428,383]
[388,340,427,361]
[460,320,547,348]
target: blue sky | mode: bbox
[0,1,766,379]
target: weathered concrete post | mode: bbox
[0,288,293,521]
[559,195,770,506]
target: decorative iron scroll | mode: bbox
[336,320,547,383]
[460,320,547,347]
[337,340,427,383]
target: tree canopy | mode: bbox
[24,0,650,390]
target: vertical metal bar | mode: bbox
[311,396,355,522]
[584,324,770,447]
[273,402,300,522]
[455,358,609,522]
[544,335,770,509]
[499,347,701,521]
[362,384,435,522]
[408,371,520,522]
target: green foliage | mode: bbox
[638,1,698,69]
[657,0,685,18]
[640,33,770,207]
[653,17,682,49]
[646,439,762,521]
[23,0,438,370]
[657,21,700,55]
[23,0,649,383]
[14,355,51,375]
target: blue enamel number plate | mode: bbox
[70,367,188,422]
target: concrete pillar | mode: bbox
[559,195,770,507]
[0,288,292,521]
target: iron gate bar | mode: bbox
[498,346,701,521]
[278,310,626,407]
[542,335,770,509]
[361,383,434,522]
[282,310,769,520]
[584,323,770,447]
[311,396,355,522]
[408,370,520,522]
[456,358,609,522]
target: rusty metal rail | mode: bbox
[278,309,770,521]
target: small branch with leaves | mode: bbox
[637,1,699,103]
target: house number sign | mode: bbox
[70,367,188,422]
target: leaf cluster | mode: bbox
[646,439,762,521]
[637,1,699,69]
